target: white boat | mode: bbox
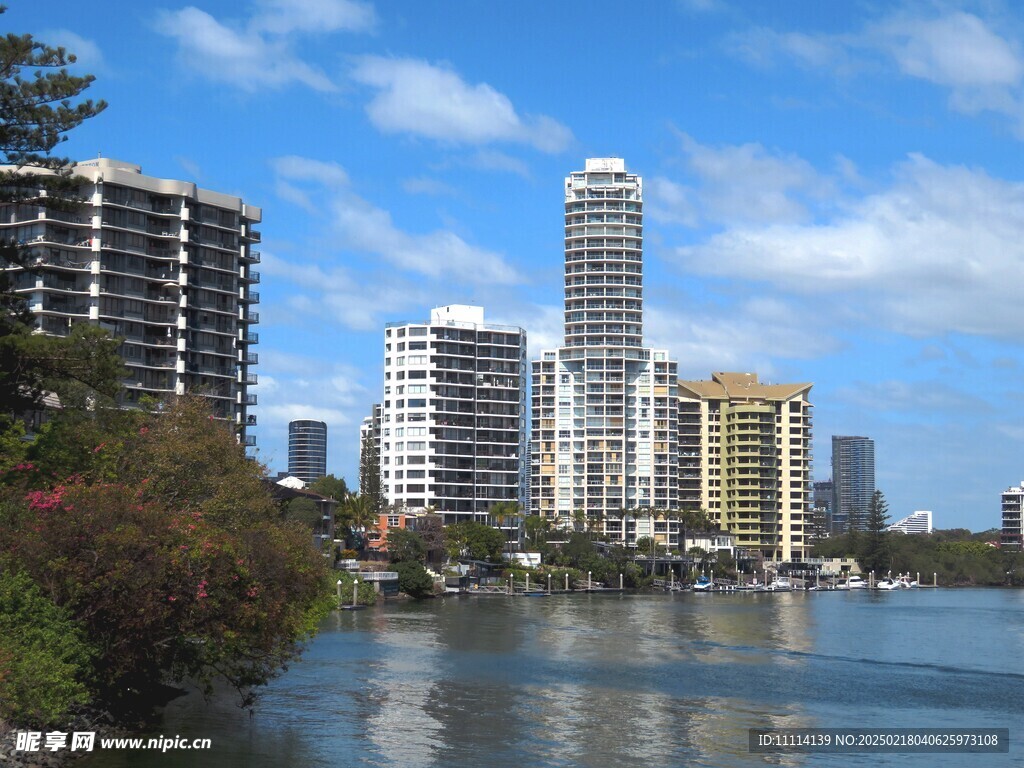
[692,575,714,592]
[875,577,899,590]
[767,576,792,592]
[847,575,867,590]
[897,575,919,589]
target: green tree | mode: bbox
[386,527,426,563]
[0,12,112,416]
[446,520,505,562]
[0,398,332,713]
[490,500,520,559]
[309,474,348,500]
[394,560,435,599]
[358,431,383,514]
[0,570,93,727]
[859,490,891,575]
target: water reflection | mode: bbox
[80,590,1023,768]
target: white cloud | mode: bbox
[251,0,376,35]
[728,10,1024,135]
[657,132,834,227]
[727,27,852,72]
[271,155,350,187]
[646,299,838,378]
[266,154,523,337]
[645,177,700,227]
[873,12,1023,89]
[492,304,564,361]
[44,30,105,72]
[157,6,337,92]
[402,177,456,196]
[270,154,522,287]
[834,379,991,415]
[331,194,521,284]
[670,153,1024,339]
[351,56,573,152]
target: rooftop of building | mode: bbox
[678,372,812,402]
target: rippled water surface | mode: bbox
[83,589,1024,767]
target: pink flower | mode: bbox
[168,595,177,602]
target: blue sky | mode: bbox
[16,0,1024,531]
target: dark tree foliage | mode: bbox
[416,513,446,564]
[859,490,891,575]
[394,560,434,600]
[0,11,115,416]
[308,474,348,500]
[358,431,383,514]
[385,527,426,563]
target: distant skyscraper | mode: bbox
[677,372,814,561]
[289,419,327,484]
[378,305,526,528]
[531,158,678,543]
[1001,482,1024,550]
[831,436,875,533]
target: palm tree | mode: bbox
[490,500,520,560]
[341,493,380,552]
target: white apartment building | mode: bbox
[887,510,933,535]
[0,158,260,440]
[531,159,678,543]
[1001,483,1024,549]
[677,372,814,562]
[379,305,526,527]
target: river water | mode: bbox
[83,588,1023,767]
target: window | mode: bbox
[409,398,426,408]
[408,355,428,365]
[407,470,425,479]
[408,441,426,450]
[409,327,427,336]
[387,515,401,527]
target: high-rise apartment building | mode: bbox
[531,158,678,541]
[288,419,327,484]
[378,305,526,528]
[831,436,875,533]
[0,158,260,440]
[677,372,814,561]
[1000,482,1024,550]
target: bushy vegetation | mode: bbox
[394,560,435,599]
[0,571,93,727]
[814,527,1022,586]
[0,399,333,723]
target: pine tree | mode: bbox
[0,12,113,416]
[859,490,891,575]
